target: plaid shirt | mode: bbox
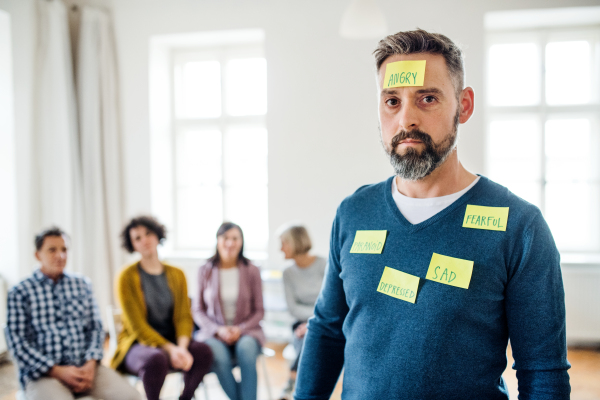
[6,269,104,388]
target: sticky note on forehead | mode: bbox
[383,60,426,88]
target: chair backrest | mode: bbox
[106,305,123,358]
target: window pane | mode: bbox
[224,186,268,251]
[176,129,222,186]
[223,127,268,186]
[501,182,542,208]
[545,41,591,105]
[176,186,223,249]
[488,43,539,106]
[545,119,591,181]
[176,61,221,118]
[225,58,267,116]
[545,183,599,251]
[488,119,541,182]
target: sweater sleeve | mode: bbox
[6,287,55,385]
[294,214,347,400]
[192,265,221,339]
[118,268,168,347]
[171,268,193,340]
[283,269,315,322]
[506,211,571,399]
[237,265,265,332]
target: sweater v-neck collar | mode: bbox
[384,174,487,233]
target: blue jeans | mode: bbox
[205,335,261,400]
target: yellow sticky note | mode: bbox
[425,253,474,289]
[377,266,420,303]
[350,230,387,254]
[462,204,509,232]
[383,60,426,88]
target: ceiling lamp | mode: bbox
[339,0,388,39]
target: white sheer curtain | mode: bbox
[33,0,124,322]
[33,0,85,272]
[76,5,124,322]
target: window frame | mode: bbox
[485,25,600,255]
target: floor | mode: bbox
[1,343,599,400]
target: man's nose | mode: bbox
[397,103,420,131]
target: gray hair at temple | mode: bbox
[373,29,465,98]
[277,223,312,256]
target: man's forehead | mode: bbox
[378,53,452,90]
[42,235,68,248]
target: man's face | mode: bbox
[36,235,68,280]
[378,53,465,181]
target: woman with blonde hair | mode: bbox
[277,223,326,400]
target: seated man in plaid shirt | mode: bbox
[6,227,140,400]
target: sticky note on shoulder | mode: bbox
[383,60,426,88]
[350,230,387,254]
[463,205,509,231]
[377,267,419,303]
[426,253,473,289]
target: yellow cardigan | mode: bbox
[110,262,194,370]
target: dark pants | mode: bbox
[123,341,213,400]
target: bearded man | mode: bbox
[293,29,570,400]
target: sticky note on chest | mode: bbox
[350,230,387,254]
[463,205,509,231]
[383,60,426,88]
[377,267,420,303]
[426,253,474,289]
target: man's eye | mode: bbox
[385,98,398,106]
[423,96,436,104]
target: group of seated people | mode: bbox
[5,216,325,400]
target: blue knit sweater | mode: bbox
[294,176,570,400]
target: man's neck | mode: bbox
[395,152,477,198]
[40,269,62,283]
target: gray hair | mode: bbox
[373,29,464,97]
[278,223,312,256]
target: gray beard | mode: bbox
[384,109,460,181]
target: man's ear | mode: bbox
[34,251,41,262]
[458,86,475,124]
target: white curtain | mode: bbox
[33,0,124,323]
[33,0,85,272]
[76,5,124,322]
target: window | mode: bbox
[485,19,600,253]
[150,30,268,259]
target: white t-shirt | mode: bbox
[392,176,480,224]
[219,267,239,325]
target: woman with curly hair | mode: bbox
[110,216,213,400]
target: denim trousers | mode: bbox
[204,335,261,400]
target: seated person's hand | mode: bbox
[294,322,308,338]
[229,326,242,343]
[166,344,194,371]
[217,325,242,345]
[77,360,97,392]
[49,365,92,393]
